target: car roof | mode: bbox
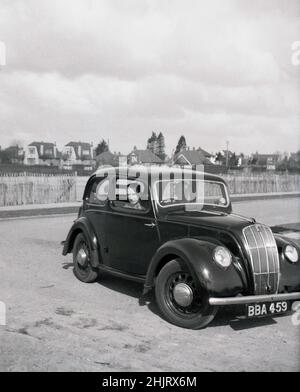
[93,166,227,184]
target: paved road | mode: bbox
[0,199,299,372]
[233,197,300,227]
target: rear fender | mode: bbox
[62,217,101,268]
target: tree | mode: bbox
[175,136,187,155]
[156,132,166,162]
[249,152,258,166]
[95,139,109,156]
[0,148,10,163]
[276,156,288,171]
[0,144,22,164]
[147,132,157,153]
[229,153,239,167]
[215,152,224,165]
[288,151,300,172]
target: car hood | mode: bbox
[163,211,256,233]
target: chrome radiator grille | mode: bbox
[243,224,280,295]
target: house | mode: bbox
[62,142,96,171]
[24,142,60,166]
[215,150,246,168]
[252,153,280,171]
[173,147,213,168]
[96,151,127,168]
[128,147,163,166]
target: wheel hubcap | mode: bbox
[77,248,88,267]
[173,283,194,307]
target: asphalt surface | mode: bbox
[233,197,300,227]
[0,198,299,372]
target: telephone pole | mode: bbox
[226,140,229,169]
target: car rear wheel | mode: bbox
[155,259,218,329]
[73,233,99,283]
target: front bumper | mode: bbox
[209,292,300,306]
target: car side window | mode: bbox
[88,177,109,206]
[111,179,150,214]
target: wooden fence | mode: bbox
[0,172,77,207]
[0,172,300,207]
[223,173,300,194]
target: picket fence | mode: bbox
[223,173,300,195]
[0,172,77,207]
[0,172,300,207]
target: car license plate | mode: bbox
[246,301,290,318]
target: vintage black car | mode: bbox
[62,167,300,329]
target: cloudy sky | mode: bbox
[0,0,299,155]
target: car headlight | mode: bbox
[284,245,298,263]
[213,246,232,268]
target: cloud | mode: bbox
[0,0,299,154]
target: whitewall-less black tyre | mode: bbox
[73,233,99,283]
[155,259,218,329]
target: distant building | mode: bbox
[252,153,280,171]
[96,151,127,168]
[173,147,213,168]
[62,142,95,171]
[128,147,163,166]
[24,142,59,166]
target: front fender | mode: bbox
[62,217,101,268]
[274,234,300,292]
[144,238,246,297]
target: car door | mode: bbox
[84,176,110,264]
[105,178,160,276]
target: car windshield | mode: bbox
[153,179,229,211]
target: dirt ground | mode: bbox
[0,199,299,372]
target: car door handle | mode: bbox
[144,223,156,228]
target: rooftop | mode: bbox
[129,149,163,164]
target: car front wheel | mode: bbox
[73,233,99,283]
[155,259,218,329]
